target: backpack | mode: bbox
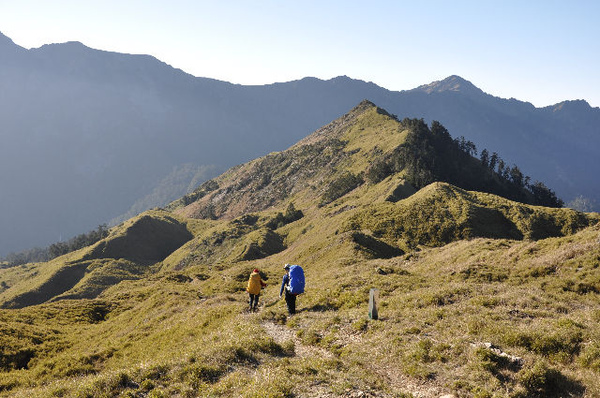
[247,272,263,295]
[287,265,305,295]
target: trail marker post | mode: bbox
[369,288,379,320]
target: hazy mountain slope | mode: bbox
[1,32,599,257]
[0,35,231,255]
[0,102,599,397]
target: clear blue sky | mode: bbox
[1,0,598,107]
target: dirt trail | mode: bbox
[261,319,333,359]
[261,319,449,398]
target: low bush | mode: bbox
[516,361,577,398]
[502,322,583,361]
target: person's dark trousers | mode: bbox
[249,294,259,311]
[284,290,296,314]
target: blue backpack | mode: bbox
[288,265,305,295]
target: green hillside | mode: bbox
[1,102,599,397]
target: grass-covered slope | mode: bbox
[1,101,599,397]
[1,221,599,397]
[343,182,596,251]
[0,211,193,309]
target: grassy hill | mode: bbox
[1,102,599,397]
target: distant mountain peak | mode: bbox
[415,75,483,96]
[36,40,92,53]
[551,99,592,112]
[0,31,25,52]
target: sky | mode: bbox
[0,0,598,108]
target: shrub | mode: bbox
[266,203,304,229]
[181,363,224,388]
[365,156,394,183]
[577,341,600,370]
[139,364,169,381]
[148,390,167,398]
[409,338,449,364]
[503,324,582,361]
[474,347,511,373]
[351,318,369,332]
[320,172,364,205]
[140,379,155,391]
[517,361,563,397]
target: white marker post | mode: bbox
[369,288,379,320]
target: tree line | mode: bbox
[1,225,109,267]
[367,118,563,208]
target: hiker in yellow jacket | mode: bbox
[246,268,267,312]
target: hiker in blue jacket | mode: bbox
[279,264,296,315]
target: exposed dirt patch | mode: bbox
[262,320,333,359]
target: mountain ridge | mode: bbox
[1,32,599,257]
[0,31,595,109]
[169,100,566,224]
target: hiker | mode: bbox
[279,264,296,315]
[279,263,304,315]
[246,268,266,312]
